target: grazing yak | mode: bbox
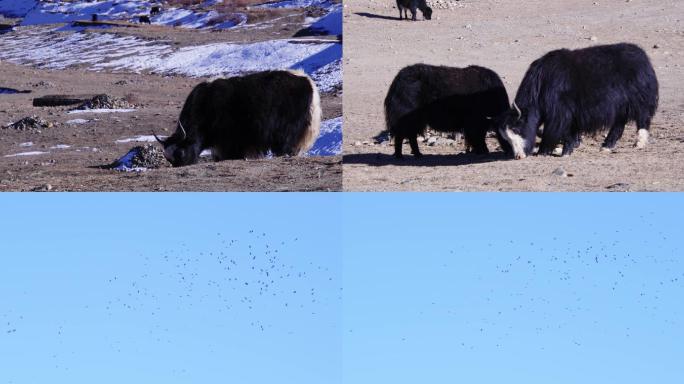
[396,0,432,21]
[151,6,161,15]
[155,70,320,167]
[499,43,659,159]
[384,64,510,158]
[139,15,151,24]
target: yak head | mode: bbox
[154,120,201,167]
[422,6,432,20]
[497,102,536,159]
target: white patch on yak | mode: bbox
[502,128,526,159]
[636,129,649,149]
[287,70,321,155]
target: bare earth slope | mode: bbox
[343,0,684,191]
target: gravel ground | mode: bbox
[342,0,684,191]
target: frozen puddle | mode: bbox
[68,108,136,114]
[4,151,48,157]
[307,117,341,156]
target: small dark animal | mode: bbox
[139,15,151,24]
[155,71,320,167]
[396,0,432,21]
[151,6,161,15]
[384,64,510,158]
[498,43,659,159]
[91,14,98,22]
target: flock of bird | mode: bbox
[429,225,683,350]
[3,221,681,359]
[2,229,339,350]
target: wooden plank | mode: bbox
[32,94,100,107]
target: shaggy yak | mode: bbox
[396,0,432,21]
[499,43,659,159]
[139,15,151,24]
[155,71,321,167]
[384,64,510,158]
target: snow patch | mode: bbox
[68,108,136,114]
[0,0,37,18]
[0,28,341,92]
[19,142,33,147]
[116,135,165,143]
[260,0,334,9]
[50,144,71,149]
[4,151,48,157]
[65,119,89,125]
[307,117,341,156]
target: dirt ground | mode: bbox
[343,0,684,191]
[0,18,342,192]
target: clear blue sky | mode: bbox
[1,193,682,384]
[0,194,342,384]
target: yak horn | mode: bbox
[512,102,522,120]
[178,119,187,140]
[152,131,164,144]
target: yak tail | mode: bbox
[288,70,321,154]
[383,75,405,132]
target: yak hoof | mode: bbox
[600,146,614,153]
[514,153,527,160]
[413,152,423,159]
[552,146,563,156]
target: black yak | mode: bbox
[384,64,510,158]
[139,15,151,24]
[396,0,432,21]
[154,70,320,167]
[499,43,659,159]
[151,6,161,15]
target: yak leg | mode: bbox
[408,135,422,158]
[397,5,403,20]
[393,133,405,159]
[410,7,418,20]
[561,131,581,156]
[464,121,489,155]
[538,122,564,156]
[602,118,627,152]
[635,116,651,149]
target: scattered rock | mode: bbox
[3,116,52,131]
[606,182,630,191]
[30,80,55,88]
[74,94,135,110]
[31,184,52,192]
[552,167,568,177]
[106,145,167,171]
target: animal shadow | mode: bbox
[343,151,510,167]
[354,12,400,21]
